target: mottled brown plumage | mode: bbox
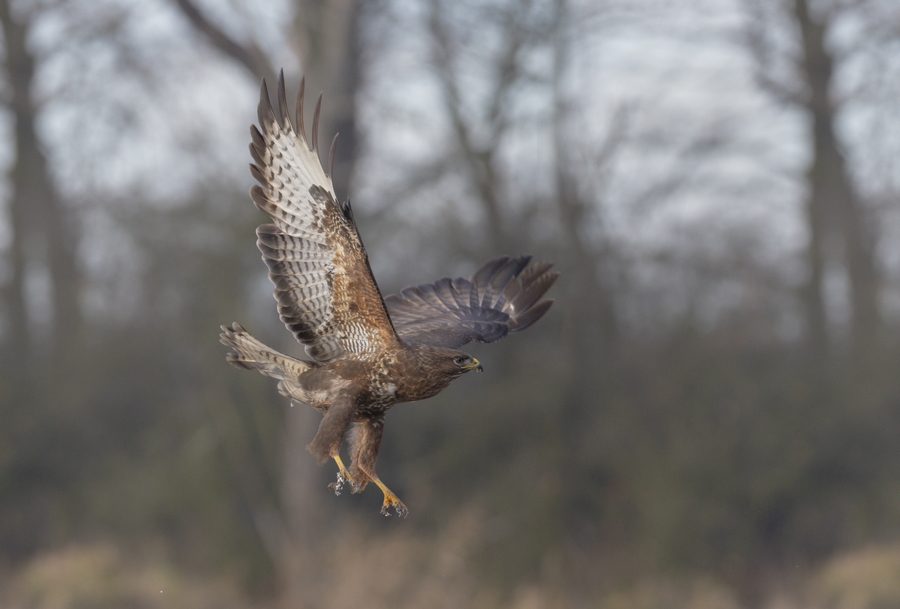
[220,71,558,516]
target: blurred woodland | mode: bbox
[1,0,900,607]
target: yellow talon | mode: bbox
[333,454,352,480]
[329,457,407,516]
[328,455,358,495]
[371,476,408,517]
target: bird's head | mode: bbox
[417,346,483,379]
[450,351,483,375]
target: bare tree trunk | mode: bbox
[174,2,362,602]
[1,0,33,370]
[0,0,81,558]
[283,8,362,605]
[800,179,828,368]
[551,0,617,360]
[2,149,30,369]
[793,0,880,366]
[0,0,80,369]
[292,0,360,198]
[549,0,622,554]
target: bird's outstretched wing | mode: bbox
[384,256,558,349]
[250,72,399,362]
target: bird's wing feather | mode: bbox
[384,256,558,349]
[250,72,398,361]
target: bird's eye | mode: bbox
[454,356,466,365]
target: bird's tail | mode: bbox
[219,322,313,382]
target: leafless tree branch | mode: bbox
[172,0,275,83]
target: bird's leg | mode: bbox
[328,454,358,495]
[370,475,408,518]
[348,418,408,517]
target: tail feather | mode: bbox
[219,322,312,381]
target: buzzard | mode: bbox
[220,72,558,516]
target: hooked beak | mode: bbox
[462,358,483,373]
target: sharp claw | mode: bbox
[328,471,345,496]
[379,497,408,518]
[330,455,357,497]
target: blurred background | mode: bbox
[1,0,900,607]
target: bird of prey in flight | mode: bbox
[221,72,558,516]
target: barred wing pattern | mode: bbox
[250,73,399,361]
[384,256,559,349]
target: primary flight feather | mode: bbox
[221,71,558,516]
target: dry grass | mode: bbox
[4,531,900,609]
[1,543,255,609]
[807,545,900,609]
